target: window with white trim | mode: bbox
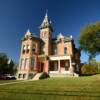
[26,44,30,53]
[31,58,35,67]
[25,58,29,69]
[23,74,26,79]
[22,45,26,54]
[20,59,24,70]
[32,43,36,53]
[44,32,47,38]
[54,62,58,71]
[54,48,57,55]
[64,47,67,54]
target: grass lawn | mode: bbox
[0,74,100,100]
[0,80,17,84]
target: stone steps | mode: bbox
[32,73,42,80]
[49,72,79,77]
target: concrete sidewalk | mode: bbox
[0,80,34,86]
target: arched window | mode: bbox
[44,32,47,38]
[64,47,67,54]
[23,74,26,79]
[32,43,36,53]
[65,61,68,70]
[54,62,58,71]
[24,58,29,69]
[22,45,26,54]
[31,58,35,70]
[20,59,24,70]
[41,44,45,54]
[18,74,22,78]
[31,58,35,67]
[26,44,30,53]
[54,48,57,55]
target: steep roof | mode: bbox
[39,12,53,31]
[52,33,73,43]
[22,29,44,43]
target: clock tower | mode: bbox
[40,12,53,55]
[39,12,53,72]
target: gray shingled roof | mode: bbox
[39,13,53,31]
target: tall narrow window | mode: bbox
[41,45,44,54]
[24,58,27,69]
[53,47,57,55]
[22,45,26,54]
[18,74,22,78]
[54,62,58,71]
[65,61,68,70]
[25,58,29,69]
[54,48,57,55]
[44,32,47,38]
[31,58,35,68]
[76,64,79,72]
[32,43,36,53]
[23,74,26,79]
[64,47,67,54]
[20,59,24,70]
[26,44,30,53]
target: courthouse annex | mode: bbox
[17,13,81,80]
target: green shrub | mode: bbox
[39,72,50,79]
[81,64,98,75]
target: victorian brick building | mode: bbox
[17,13,81,80]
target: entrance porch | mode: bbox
[49,60,69,73]
[49,55,76,77]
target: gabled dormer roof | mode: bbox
[22,29,43,43]
[52,33,73,44]
[57,33,64,39]
[25,29,31,38]
[40,12,53,31]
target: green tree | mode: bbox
[78,22,100,61]
[0,53,8,74]
[8,60,17,75]
[0,52,16,75]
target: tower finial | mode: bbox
[45,9,48,17]
[27,29,30,33]
[40,10,53,31]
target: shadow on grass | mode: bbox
[0,89,100,98]
[80,73,98,76]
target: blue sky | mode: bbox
[0,0,100,63]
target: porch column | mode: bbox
[58,60,60,72]
[45,60,49,73]
[34,56,38,72]
[69,58,74,73]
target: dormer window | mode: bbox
[26,44,30,54]
[32,43,36,53]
